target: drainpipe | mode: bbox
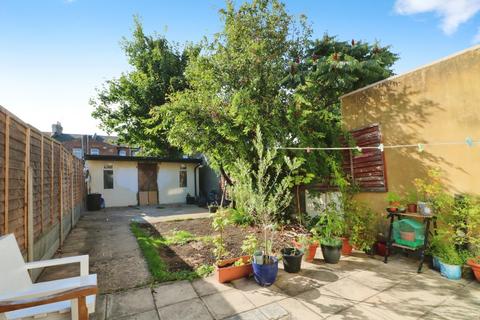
[194,164,203,198]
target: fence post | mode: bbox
[71,157,74,229]
[4,115,10,234]
[59,148,63,245]
[27,167,33,261]
[51,139,54,224]
[40,135,44,233]
[24,127,30,252]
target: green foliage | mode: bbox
[229,127,303,260]
[91,17,188,155]
[241,234,258,257]
[437,242,465,266]
[156,0,397,188]
[343,199,378,251]
[212,208,231,261]
[230,208,255,226]
[165,230,195,245]
[311,203,344,246]
[402,189,418,205]
[130,223,213,281]
[386,192,401,204]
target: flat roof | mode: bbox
[84,154,202,164]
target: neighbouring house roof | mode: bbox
[84,154,202,164]
[46,132,132,147]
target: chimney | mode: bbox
[52,122,63,136]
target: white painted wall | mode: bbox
[157,162,197,204]
[86,160,138,207]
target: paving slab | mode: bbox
[117,310,160,320]
[277,298,322,320]
[106,287,155,319]
[329,301,426,320]
[202,289,255,319]
[274,272,324,296]
[322,276,380,302]
[153,280,198,308]
[157,297,213,320]
[257,303,289,319]
[231,278,287,307]
[192,275,234,297]
[295,288,353,318]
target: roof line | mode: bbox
[84,154,202,163]
[340,44,480,100]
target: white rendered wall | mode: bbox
[86,160,138,207]
[157,163,197,204]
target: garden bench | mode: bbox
[0,234,97,320]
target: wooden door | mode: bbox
[138,163,158,205]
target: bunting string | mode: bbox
[276,137,479,152]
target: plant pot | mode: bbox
[321,243,342,264]
[252,256,278,286]
[281,248,303,273]
[292,240,318,262]
[407,203,417,213]
[467,258,480,282]
[386,207,398,213]
[431,256,441,271]
[341,237,353,256]
[439,260,462,280]
[400,231,415,242]
[375,241,389,257]
[216,256,253,283]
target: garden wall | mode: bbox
[0,105,86,278]
[341,45,480,213]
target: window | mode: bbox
[103,164,114,189]
[72,148,83,159]
[90,148,100,155]
[179,164,187,188]
[118,149,127,156]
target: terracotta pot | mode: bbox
[375,241,389,257]
[389,201,401,207]
[400,231,415,242]
[467,258,480,282]
[407,203,417,213]
[292,240,318,262]
[341,237,353,255]
[216,255,253,283]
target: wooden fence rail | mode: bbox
[0,105,86,266]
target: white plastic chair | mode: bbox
[0,234,97,320]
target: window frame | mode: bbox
[72,148,83,159]
[103,164,114,189]
[179,164,187,188]
[90,148,100,155]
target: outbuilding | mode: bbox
[85,155,202,207]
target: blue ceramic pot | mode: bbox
[432,256,440,271]
[252,257,278,286]
[439,261,462,280]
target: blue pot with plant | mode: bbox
[437,243,464,280]
[432,256,441,271]
[252,256,278,286]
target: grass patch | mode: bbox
[130,223,214,282]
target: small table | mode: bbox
[383,211,437,273]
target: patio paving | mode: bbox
[94,253,478,320]
[36,207,478,319]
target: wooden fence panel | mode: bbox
[0,105,86,257]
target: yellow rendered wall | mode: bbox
[341,46,480,214]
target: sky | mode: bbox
[1,0,480,135]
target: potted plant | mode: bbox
[467,256,480,282]
[403,190,418,213]
[344,199,377,255]
[228,127,302,286]
[386,192,401,212]
[311,203,344,264]
[292,234,318,262]
[213,208,253,283]
[281,247,303,273]
[437,243,464,280]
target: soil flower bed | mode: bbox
[131,218,302,282]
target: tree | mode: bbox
[157,0,397,186]
[90,17,189,155]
